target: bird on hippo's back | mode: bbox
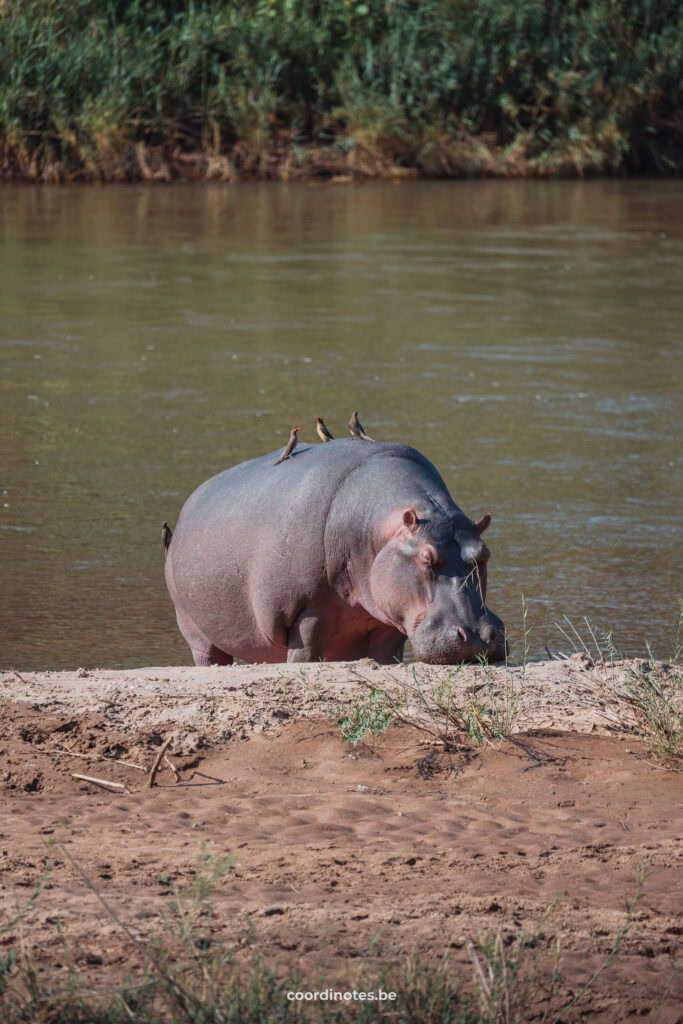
[273,426,300,466]
[348,410,375,441]
[316,417,334,442]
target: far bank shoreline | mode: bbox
[2,138,679,186]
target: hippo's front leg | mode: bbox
[286,606,330,663]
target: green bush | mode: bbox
[0,0,681,179]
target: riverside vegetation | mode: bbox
[340,600,683,766]
[1,0,682,183]
[0,849,660,1024]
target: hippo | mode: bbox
[164,440,505,666]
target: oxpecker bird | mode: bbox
[348,410,375,441]
[162,521,173,557]
[316,417,334,442]
[274,427,301,465]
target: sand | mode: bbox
[0,657,681,1020]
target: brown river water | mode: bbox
[1,181,681,670]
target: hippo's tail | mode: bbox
[162,521,173,558]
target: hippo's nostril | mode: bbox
[481,624,497,644]
[457,626,467,643]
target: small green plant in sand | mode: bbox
[556,600,683,764]
[339,686,396,745]
[340,665,496,750]
[341,597,532,750]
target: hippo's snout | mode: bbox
[411,615,506,665]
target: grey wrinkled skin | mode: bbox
[165,441,505,666]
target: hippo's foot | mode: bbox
[368,628,405,665]
[191,645,234,667]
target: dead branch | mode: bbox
[164,753,180,783]
[51,747,147,773]
[148,737,173,788]
[71,773,126,792]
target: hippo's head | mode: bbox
[369,507,505,664]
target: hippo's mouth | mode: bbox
[413,645,506,666]
[410,627,506,665]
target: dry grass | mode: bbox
[554,602,683,765]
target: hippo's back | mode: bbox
[175,439,447,538]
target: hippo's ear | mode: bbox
[402,509,419,532]
[475,513,491,535]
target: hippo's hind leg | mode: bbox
[175,608,234,667]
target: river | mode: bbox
[1,180,681,669]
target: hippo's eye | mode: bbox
[419,546,442,572]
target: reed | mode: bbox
[0,1,681,181]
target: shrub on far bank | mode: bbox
[1,0,682,182]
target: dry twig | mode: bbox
[71,773,126,792]
[51,747,147,773]
[148,737,173,788]
[164,753,180,783]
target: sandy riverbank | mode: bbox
[2,655,637,745]
[0,658,681,1020]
